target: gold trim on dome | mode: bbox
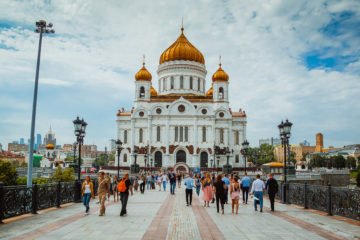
[150,86,158,97]
[212,63,229,82]
[206,85,213,96]
[135,62,152,81]
[159,28,205,64]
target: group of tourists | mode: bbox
[80,169,278,217]
[180,172,279,214]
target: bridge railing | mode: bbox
[0,180,87,222]
[278,182,360,221]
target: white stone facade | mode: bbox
[116,32,247,170]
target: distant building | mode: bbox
[300,139,310,146]
[109,139,116,152]
[81,144,98,158]
[0,143,3,151]
[43,126,56,146]
[8,143,28,152]
[36,134,42,146]
[259,137,281,146]
[274,144,316,163]
[19,138,25,144]
[315,133,324,152]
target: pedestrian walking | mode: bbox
[156,174,162,191]
[213,174,226,214]
[97,171,110,216]
[146,173,152,191]
[139,174,146,194]
[113,175,119,202]
[202,173,213,207]
[177,173,182,188]
[265,173,278,211]
[230,176,240,214]
[184,174,194,206]
[81,176,94,214]
[241,172,251,204]
[222,174,230,204]
[118,173,133,217]
[250,174,265,212]
[195,174,201,196]
[162,173,168,191]
[168,170,177,195]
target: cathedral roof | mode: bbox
[135,63,152,81]
[150,86,158,97]
[159,27,205,65]
[212,63,229,82]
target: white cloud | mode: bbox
[0,0,359,149]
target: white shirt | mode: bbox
[162,175,167,182]
[251,179,265,193]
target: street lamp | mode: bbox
[144,154,147,173]
[27,20,55,187]
[115,139,122,178]
[73,116,87,181]
[223,147,233,174]
[131,148,139,174]
[210,159,213,174]
[216,155,220,174]
[278,119,293,203]
[241,140,250,174]
[150,157,153,174]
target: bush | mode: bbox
[0,160,18,185]
[52,167,75,182]
[16,176,50,185]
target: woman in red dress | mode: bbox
[202,173,213,207]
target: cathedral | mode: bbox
[116,27,247,172]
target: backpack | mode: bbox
[117,179,127,192]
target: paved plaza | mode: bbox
[0,186,359,240]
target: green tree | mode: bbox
[331,155,346,169]
[288,151,297,165]
[346,156,357,169]
[0,160,18,185]
[52,167,75,182]
[248,144,275,166]
[310,155,325,168]
[94,153,110,167]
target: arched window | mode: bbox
[200,152,208,168]
[156,126,161,142]
[235,155,239,163]
[197,78,201,91]
[185,126,188,142]
[219,87,224,99]
[202,126,206,142]
[180,76,184,89]
[171,77,174,89]
[234,130,239,145]
[155,151,162,167]
[139,86,145,98]
[123,154,127,162]
[124,130,128,144]
[190,77,193,89]
[139,128,143,143]
[220,128,224,144]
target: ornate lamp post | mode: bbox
[210,159,213,173]
[150,158,153,174]
[278,119,293,203]
[216,155,220,174]
[73,116,87,181]
[144,154,147,173]
[223,147,233,174]
[27,20,55,187]
[131,148,139,174]
[241,140,250,174]
[115,139,122,178]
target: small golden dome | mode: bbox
[206,86,213,96]
[46,143,55,149]
[135,63,152,81]
[212,64,229,82]
[150,86,158,97]
[159,28,205,64]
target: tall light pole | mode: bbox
[27,20,55,187]
[241,140,250,174]
[115,139,122,178]
[278,119,293,203]
[73,116,87,181]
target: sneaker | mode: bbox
[260,209,263,213]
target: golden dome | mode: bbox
[135,63,152,81]
[159,28,205,64]
[206,86,213,96]
[46,143,55,149]
[150,86,158,97]
[212,64,229,82]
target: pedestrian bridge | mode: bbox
[0,186,359,240]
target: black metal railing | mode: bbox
[0,181,83,222]
[282,182,360,220]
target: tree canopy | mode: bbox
[0,160,18,185]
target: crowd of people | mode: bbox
[80,169,278,217]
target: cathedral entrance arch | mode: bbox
[176,150,186,163]
[174,162,189,173]
[154,151,162,168]
[200,152,208,168]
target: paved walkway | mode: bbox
[0,186,359,240]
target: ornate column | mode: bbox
[131,118,135,166]
[165,117,170,166]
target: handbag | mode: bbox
[138,180,143,184]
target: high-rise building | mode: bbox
[259,137,281,146]
[36,134,42,146]
[0,143,3,151]
[43,126,56,146]
[19,138,25,144]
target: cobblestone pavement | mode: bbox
[0,185,359,240]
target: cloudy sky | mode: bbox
[0,0,359,150]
